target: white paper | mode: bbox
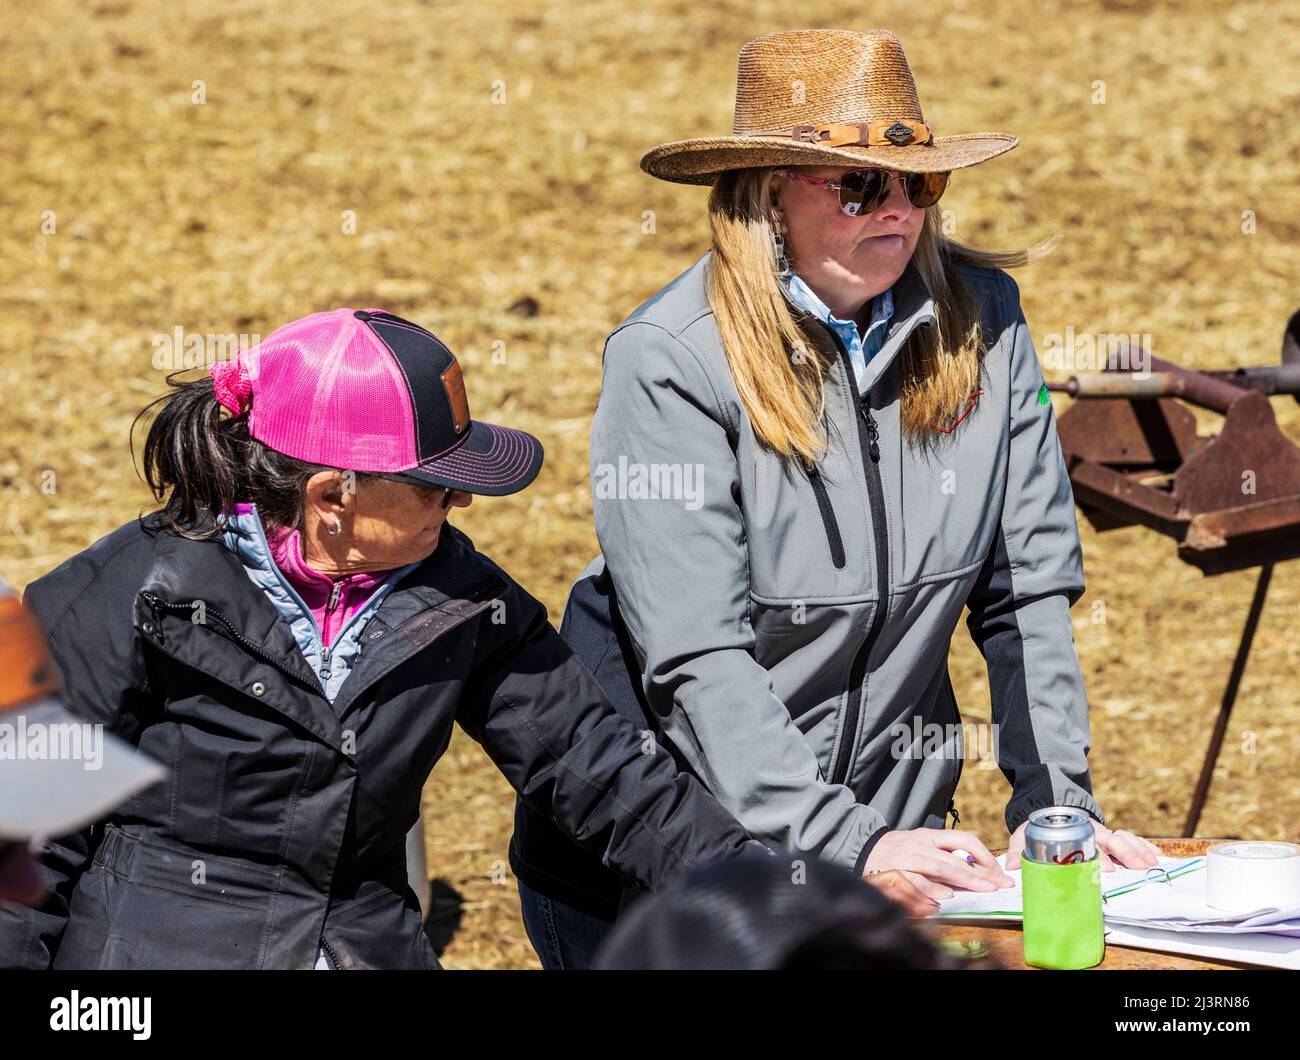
[935,855,1300,935]
[1102,924,1300,970]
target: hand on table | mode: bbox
[862,828,1015,915]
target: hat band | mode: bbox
[739,118,932,149]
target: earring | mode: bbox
[326,520,343,537]
[773,226,792,276]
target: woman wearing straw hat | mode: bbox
[0,307,765,969]
[512,28,1158,968]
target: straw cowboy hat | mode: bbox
[642,28,1018,184]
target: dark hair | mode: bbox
[134,371,368,540]
[592,852,965,970]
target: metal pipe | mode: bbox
[1107,355,1250,413]
[1051,364,1300,405]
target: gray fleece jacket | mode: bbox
[581,250,1102,875]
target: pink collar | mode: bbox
[266,525,392,608]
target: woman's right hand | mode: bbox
[862,828,1015,914]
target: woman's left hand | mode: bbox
[1005,818,1162,872]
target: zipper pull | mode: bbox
[865,408,880,463]
[947,799,961,828]
[320,582,343,675]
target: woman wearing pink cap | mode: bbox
[0,307,762,970]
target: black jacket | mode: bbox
[0,515,755,969]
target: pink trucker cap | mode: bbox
[209,308,543,496]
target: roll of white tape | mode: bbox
[1205,841,1300,912]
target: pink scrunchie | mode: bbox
[210,353,253,415]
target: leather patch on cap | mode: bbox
[441,361,470,433]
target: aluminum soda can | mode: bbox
[1023,806,1096,864]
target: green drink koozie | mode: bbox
[1021,855,1104,969]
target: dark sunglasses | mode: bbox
[775,167,950,216]
[367,471,459,508]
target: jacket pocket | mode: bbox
[807,465,846,569]
[77,826,279,969]
[103,877,272,969]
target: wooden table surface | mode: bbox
[929,837,1253,970]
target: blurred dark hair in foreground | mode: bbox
[593,852,964,970]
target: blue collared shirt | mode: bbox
[781,272,894,392]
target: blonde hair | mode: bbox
[704,167,1057,464]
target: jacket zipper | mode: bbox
[806,319,892,788]
[228,510,342,681]
[320,935,342,970]
[321,581,344,671]
[944,677,963,827]
[806,464,847,569]
[140,591,324,694]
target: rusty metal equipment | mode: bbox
[1047,312,1300,836]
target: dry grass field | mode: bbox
[2,0,1298,968]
